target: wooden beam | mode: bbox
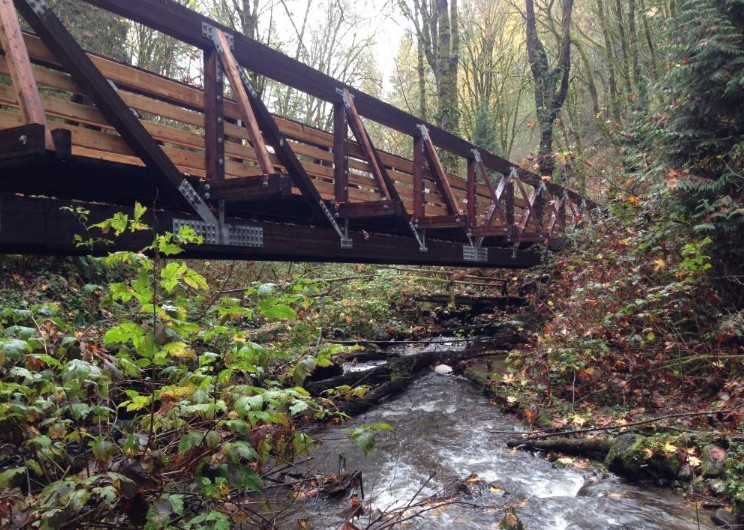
[202,173,291,202]
[0,122,46,159]
[0,0,54,149]
[213,29,273,177]
[340,88,390,199]
[418,125,460,216]
[0,193,543,268]
[13,0,193,210]
[413,134,424,219]
[336,200,402,219]
[333,101,348,203]
[415,214,467,229]
[467,156,476,223]
[203,46,224,181]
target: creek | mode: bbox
[292,359,714,530]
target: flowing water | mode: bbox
[293,370,714,530]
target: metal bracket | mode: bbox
[463,245,488,262]
[407,218,428,252]
[319,200,352,249]
[26,0,48,16]
[509,166,520,181]
[417,124,429,142]
[202,22,233,50]
[173,219,263,247]
[176,180,265,247]
[471,148,482,164]
[337,87,353,110]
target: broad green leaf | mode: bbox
[0,467,25,487]
[0,338,32,360]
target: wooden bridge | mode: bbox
[0,0,593,268]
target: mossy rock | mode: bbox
[604,434,681,482]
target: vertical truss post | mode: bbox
[333,100,348,203]
[203,45,225,182]
[534,182,546,235]
[413,133,425,219]
[0,0,54,150]
[467,154,476,225]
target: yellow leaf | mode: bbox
[688,456,702,467]
[572,415,586,427]
[653,258,667,271]
[557,457,573,466]
[502,373,516,384]
[506,396,517,404]
[663,442,677,454]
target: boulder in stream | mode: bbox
[604,433,681,483]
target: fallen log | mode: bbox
[305,365,390,395]
[505,437,613,459]
[415,294,527,308]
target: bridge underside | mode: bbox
[0,0,592,267]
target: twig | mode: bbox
[491,409,738,438]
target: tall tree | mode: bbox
[399,0,460,133]
[525,0,574,177]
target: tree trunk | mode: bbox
[525,0,574,178]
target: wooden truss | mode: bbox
[0,0,595,267]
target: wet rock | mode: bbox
[701,445,727,478]
[711,507,735,527]
[709,479,727,495]
[677,463,693,482]
[604,434,680,482]
[605,434,645,480]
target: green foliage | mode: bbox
[0,207,341,527]
[347,422,393,456]
[641,0,744,297]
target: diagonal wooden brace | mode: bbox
[210,28,273,179]
[417,125,461,217]
[339,87,391,200]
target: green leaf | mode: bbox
[178,431,203,455]
[289,400,309,415]
[257,300,296,321]
[0,467,25,488]
[0,338,32,360]
[133,201,147,221]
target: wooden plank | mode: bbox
[0,0,53,149]
[13,1,193,209]
[214,29,273,177]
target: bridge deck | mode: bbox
[0,0,593,267]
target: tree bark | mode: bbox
[525,0,574,178]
